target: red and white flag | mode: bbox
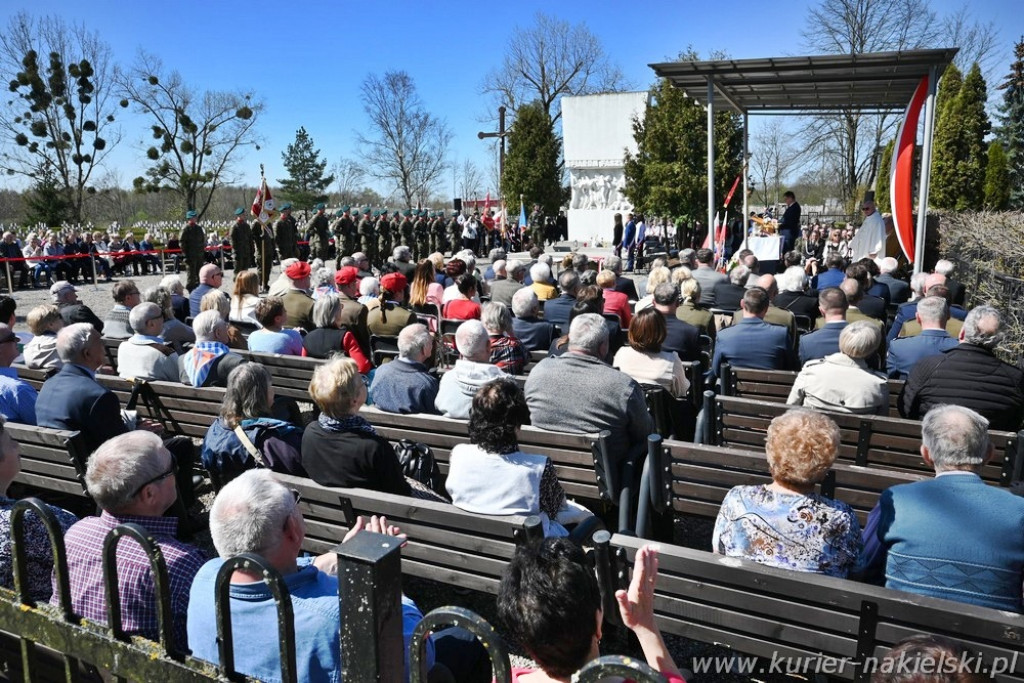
[251,173,276,223]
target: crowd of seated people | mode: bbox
[0,231,1020,681]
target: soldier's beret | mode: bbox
[361,207,370,214]
[334,266,359,285]
[380,272,407,292]
[334,209,344,217]
[284,261,311,279]
[280,202,292,211]
[234,208,244,216]
[372,210,380,218]
[186,209,198,219]
[341,205,350,212]
[315,203,326,211]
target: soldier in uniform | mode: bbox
[399,209,414,254]
[415,212,430,261]
[331,206,352,260]
[529,205,544,249]
[374,210,389,268]
[255,219,276,292]
[275,203,298,261]
[358,207,375,266]
[230,208,254,272]
[179,209,206,291]
[446,211,461,255]
[304,202,331,261]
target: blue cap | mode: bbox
[315,202,326,211]
[280,202,292,211]
[234,208,244,216]
[334,209,344,217]
[341,205,350,213]
[186,209,198,219]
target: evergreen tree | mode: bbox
[930,64,964,209]
[995,37,1024,209]
[931,62,990,210]
[875,139,895,213]
[502,101,565,215]
[623,77,743,227]
[984,141,1010,210]
[23,166,72,226]
[279,127,334,209]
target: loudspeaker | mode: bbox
[453,198,462,211]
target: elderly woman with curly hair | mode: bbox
[446,378,578,537]
[301,357,410,496]
[712,409,862,577]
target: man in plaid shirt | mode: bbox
[54,431,206,651]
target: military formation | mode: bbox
[176,201,568,290]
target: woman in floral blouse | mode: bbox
[712,408,862,578]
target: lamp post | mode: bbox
[478,106,508,200]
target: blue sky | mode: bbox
[2,0,1021,199]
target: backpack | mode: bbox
[394,439,444,494]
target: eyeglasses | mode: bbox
[283,489,302,529]
[861,207,871,212]
[211,272,224,278]
[131,454,177,498]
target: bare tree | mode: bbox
[940,8,999,83]
[481,12,627,127]
[358,70,451,208]
[0,12,121,223]
[751,120,800,208]
[800,0,939,207]
[457,159,484,201]
[330,156,365,205]
[118,50,263,218]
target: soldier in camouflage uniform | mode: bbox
[255,219,276,291]
[274,203,298,261]
[179,209,206,291]
[333,206,355,259]
[415,212,430,260]
[446,211,461,256]
[375,210,391,268]
[230,207,254,272]
[529,205,544,249]
[399,209,414,254]
[304,202,331,261]
[358,207,375,266]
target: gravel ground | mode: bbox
[7,249,805,682]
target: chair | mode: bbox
[369,334,400,366]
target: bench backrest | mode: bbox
[243,350,324,401]
[274,473,529,594]
[5,423,90,505]
[657,438,928,527]
[359,407,610,506]
[720,364,904,417]
[711,394,1022,487]
[610,534,1024,682]
[94,376,224,440]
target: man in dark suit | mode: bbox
[710,287,793,380]
[876,257,911,305]
[543,270,578,332]
[775,267,820,321]
[623,213,637,271]
[605,255,638,300]
[799,288,848,366]
[712,266,749,311]
[511,288,555,352]
[653,283,701,362]
[489,259,526,307]
[845,263,886,320]
[887,296,959,379]
[934,259,966,307]
[777,191,801,254]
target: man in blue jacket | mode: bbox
[623,213,637,271]
[711,287,793,381]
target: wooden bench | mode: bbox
[101,336,124,371]
[359,407,613,509]
[243,350,324,401]
[608,534,1024,682]
[637,437,928,538]
[719,364,904,417]
[5,424,92,516]
[93,376,225,440]
[707,394,1024,487]
[275,473,537,595]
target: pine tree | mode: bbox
[984,141,1010,210]
[930,63,990,210]
[956,64,991,209]
[623,77,743,224]
[23,166,72,226]
[875,139,895,213]
[502,101,565,215]
[930,64,964,209]
[995,38,1024,209]
[278,127,334,210]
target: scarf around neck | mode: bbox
[183,341,229,387]
[317,413,377,436]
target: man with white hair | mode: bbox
[713,265,749,311]
[369,323,439,414]
[58,431,206,648]
[490,258,525,307]
[529,262,557,300]
[900,306,1024,431]
[435,320,507,419]
[876,257,910,304]
[187,469,435,681]
[116,302,180,382]
[189,263,225,317]
[933,258,965,306]
[511,287,555,352]
[886,296,958,379]
[178,310,248,388]
[392,244,416,279]
[51,280,104,332]
[525,313,653,470]
[857,405,1024,611]
[774,266,820,320]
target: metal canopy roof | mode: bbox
[649,48,959,114]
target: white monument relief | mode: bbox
[561,91,648,243]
